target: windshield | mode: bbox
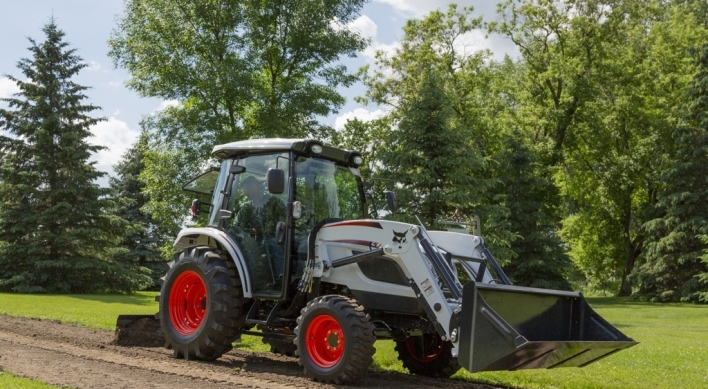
[294,156,364,222]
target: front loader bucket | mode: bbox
[114,314,164,347]
[458,282,637,373]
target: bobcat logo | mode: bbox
[392,230,408,249]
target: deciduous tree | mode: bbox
[109,0,370,230]
[634,43,708,302]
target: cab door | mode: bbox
[222,153,290,298]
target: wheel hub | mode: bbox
[306,314,345,368]
[326,330,340,349]
[169,270,207,335]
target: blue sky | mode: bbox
[0,0,516,183]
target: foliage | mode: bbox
[110,0,370,232]
[109,0,367,139]
[378,70,488,230]
[493,0,708,295]
[0,20,151,293]
[109,133,172,289]
[633,43,708,302]
[699,235,708,302]
[493,135,572,290]
[356,5,517,260]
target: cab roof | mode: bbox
[211,138,362,166]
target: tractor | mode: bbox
[118,138,636,384]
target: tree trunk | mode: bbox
[618,201,642,296]
[618,244,636,296]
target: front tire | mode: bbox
[394,333,461,378]
[294,295,375,384]
[158,247,245,360]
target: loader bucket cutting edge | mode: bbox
[115,314,164,347]
[457,282,638,373]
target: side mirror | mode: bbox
[190,199,201,220]
[230,165,246,174]
[384,190,397,213]
[267,168,285,194]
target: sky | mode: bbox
[0,0,517,185]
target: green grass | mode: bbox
[0,368,65,389]
[0,292,158,329]
[0,294,706,388]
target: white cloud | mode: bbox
[84,61,102,71]
[90,117,140,175]
[335,108,387,131]
[348,15,378,40]
[153,99,180,113]
[107,80,123,87]
[112,109,121,116]
[374,0,492,18]
[345,13,399,64]
[362,40,401,63]
[0,77,20,98]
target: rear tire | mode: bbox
[158,247,245,360]
[394,333,461,378]
[294,295,375,384]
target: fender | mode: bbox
[174,227,252,298]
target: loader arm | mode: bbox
[316,220,463,354]
[316,220,637,373]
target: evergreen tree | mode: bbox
[698,235,708,302]
[494,135,572,290]
[0,20,151,293]
[110,133,170,289]
[380,70,489,229]
[633,43,708,302]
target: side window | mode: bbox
[180,161,229,227]
[224,153,289,298]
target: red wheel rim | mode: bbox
[169,270,207,335]
[305,314,345,368]
[406,334,443,363]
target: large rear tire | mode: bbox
[158,247,245,360]
[394,333,461,378]
[294,295,375,384]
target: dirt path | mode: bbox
[0,315,503,389]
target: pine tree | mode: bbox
[110,133,170,289]
[380,70,490,229]
[0,20,151,293]
[698,235,708,302]
[634,44,708,302]
[493,135,572,290]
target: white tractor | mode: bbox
[119,139,636,384]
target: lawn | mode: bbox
[0,293,706,388]
[0,368,64,389]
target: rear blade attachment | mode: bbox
[115,314,164,347]
[457,282,637,373]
